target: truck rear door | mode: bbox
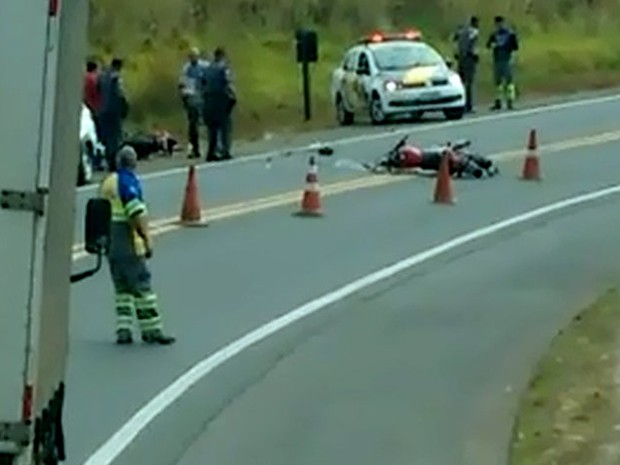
[0,0,53,453]
[0,0,87,458]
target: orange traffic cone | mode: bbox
[178,165,208,227]
[294,156,323,217]
[433,149,455,205]
[521,129,541,181]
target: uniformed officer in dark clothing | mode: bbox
[179,47,209,159]
[453,16,480,113]
[98,58,129,171]
[486,16,519,110]
[202,47,236,162]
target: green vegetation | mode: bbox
[510,288,620,465]
[90,0,620,141]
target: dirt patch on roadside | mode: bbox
[509,288,620,464]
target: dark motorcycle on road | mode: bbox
[362,135,500,178]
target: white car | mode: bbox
[330,30,466,125]
[78,104,104,186]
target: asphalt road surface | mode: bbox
[174,186,620,465]
[72,91,620,244]
[65,93,620,465]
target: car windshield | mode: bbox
[371,42,444,70]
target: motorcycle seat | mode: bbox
[423,147,449,157]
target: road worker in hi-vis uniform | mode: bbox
[99,146,176,345]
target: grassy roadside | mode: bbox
[90,0,620,144]
[509,288,620,465]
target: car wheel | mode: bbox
[369,94,386,125]
[77,145,93,186]
[444,108,465,121]
[409,111,424,122]
[336,95,354,126]
[77,159,86,186]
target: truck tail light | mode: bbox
[49,0,59,16]
[22,384,33,422]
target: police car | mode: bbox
[330,30,466,125]
[78,103,105,186]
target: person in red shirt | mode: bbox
[84,61,102,127]
[83,60,104,170]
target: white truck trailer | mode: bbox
[0,0,109,463]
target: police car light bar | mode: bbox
[358,29,423,44]
[404,29,422,40]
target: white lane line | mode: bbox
[76,92,620,193]
[83,182,620,465]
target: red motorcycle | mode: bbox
[363,135,499,178]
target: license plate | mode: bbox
[420,91,440,100]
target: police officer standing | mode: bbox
[99,146,176,345]
[202,47,236,162]
[453,16,480,113]
[179,47,209,159]
[486,16,519,110]
[98,58,129,171]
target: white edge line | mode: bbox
[84,182,620,465]
[76,93,620,193]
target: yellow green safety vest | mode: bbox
[99,173,148,256]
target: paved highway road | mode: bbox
[65,93,620,465]
[72,92,620,244]
[175,187,620,465]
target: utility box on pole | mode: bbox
[295,29,318,121]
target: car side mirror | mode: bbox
[71,198,111,284]
[445,58,454,69]
[84,198,111,255]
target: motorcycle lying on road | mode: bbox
[362,135,500,178]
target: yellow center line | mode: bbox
[71,129,620,261]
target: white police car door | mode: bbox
[354,52,373,112]
[340,49,360,112]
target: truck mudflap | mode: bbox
[0,381,65,465]
[32,382,66,465]
[0,423,29,454]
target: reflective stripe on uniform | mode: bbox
[125,197,146,218]
[115,293,135,330]
[135,292,162,333]
[497,83,516,101]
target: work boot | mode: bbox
[490,99,501,111]
[142,329,176,345]
[116,328,133,345]
[206,153,219,163]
